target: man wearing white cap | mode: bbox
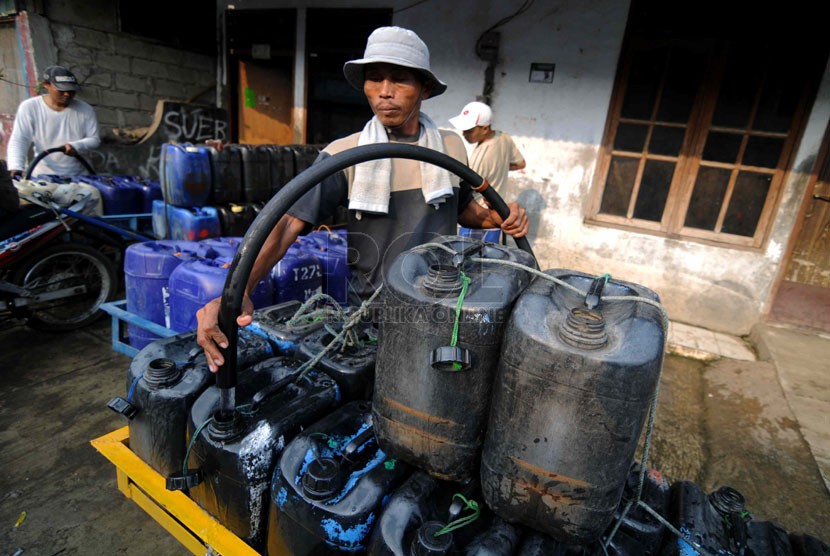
[196,25,529,372]
[6,65,100,177]
[450,101,526,198]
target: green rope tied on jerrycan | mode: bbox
[449,271,472,371]
[434,493,481,536]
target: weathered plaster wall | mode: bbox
[235,0,830,334]
[44,0,216,141]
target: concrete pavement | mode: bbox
[669,319,830,497]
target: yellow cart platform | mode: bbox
[91,426,261,556]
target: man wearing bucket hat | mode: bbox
[196,26,528,372]
[6,65,100,178]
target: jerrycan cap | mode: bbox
[411,521,453,556]
[143,358,182,388]
[302,457,343,501]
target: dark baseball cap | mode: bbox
[43,65,79,91]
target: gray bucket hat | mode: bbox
[343,26,447,97]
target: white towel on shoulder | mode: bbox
[349,113,455,218]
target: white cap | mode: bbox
[343,26,447,97]
[449,102,492,131]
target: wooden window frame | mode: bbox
[588,40,816,250]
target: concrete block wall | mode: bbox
[49,22,216,140]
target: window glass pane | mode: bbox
[702,132,743,163]
[620,49,666,120]
[753,60,799,133]
[742,136,784,168]
[649,126,686,156]
[722,171,772,236]
[600,156,639,216]
[633,160,675,221]
[614,123,649,152]
[712,48,761,128]
[656,47,703,123]
[685,167,731,230]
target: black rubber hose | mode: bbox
[25,146,96,179]
[217,143,536,390]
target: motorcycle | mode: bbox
[1,148,151,331]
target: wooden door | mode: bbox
[769,123,830,331]
[237,59,293,145]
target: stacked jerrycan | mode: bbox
[195,236,243,260]
[206,144,243,204]
[155,143,220,241]
[112,175,163,213]
[216,202,256,236]
[271,242,324,304]
[260,144,295,198]
[160,143,212,207]
[106,328,273,478]
[661,482,757,555]
[604,465,671,555]
[297,310,378,401]
[367,471,523,556]
[480,269,666,544]
[248,299,329,356]
[123,239,201,349]
[77,174,144,215]
[167,255,274,332]
[180,356,341,553]
[373,235,535,481]
[297,228,351,306]
[152,199,221,241]
[268,401,412,555]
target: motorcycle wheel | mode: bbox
[13,243,117,332]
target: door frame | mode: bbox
[763,117,830,321]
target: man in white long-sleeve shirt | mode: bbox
[6,65,100,178]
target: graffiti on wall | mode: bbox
[87,101,228,178]
[161,104,228,144]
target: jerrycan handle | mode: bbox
[431,346,471,372]
[166,469,202,491]
[249,373,296,411]
[343,425,376,462]
[584,274,611,310]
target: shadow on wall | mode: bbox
[517,187,546,245]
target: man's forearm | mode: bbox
[6,130,31,172]
[244,214,307,296]
[70,135,101,152]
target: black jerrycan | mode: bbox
[789,533,830,556]
[297,319,378,401]
[481,269,665,544]
[746,521,794,555]
[603,464,671,556]
[180,357,341,553]
[248,300,328,356]
[516,532,588,556]
[268,401,411,555]
[661,481,748,556]
[374,235,534,481]
[368,470,522,556]
[107,329,273,477]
